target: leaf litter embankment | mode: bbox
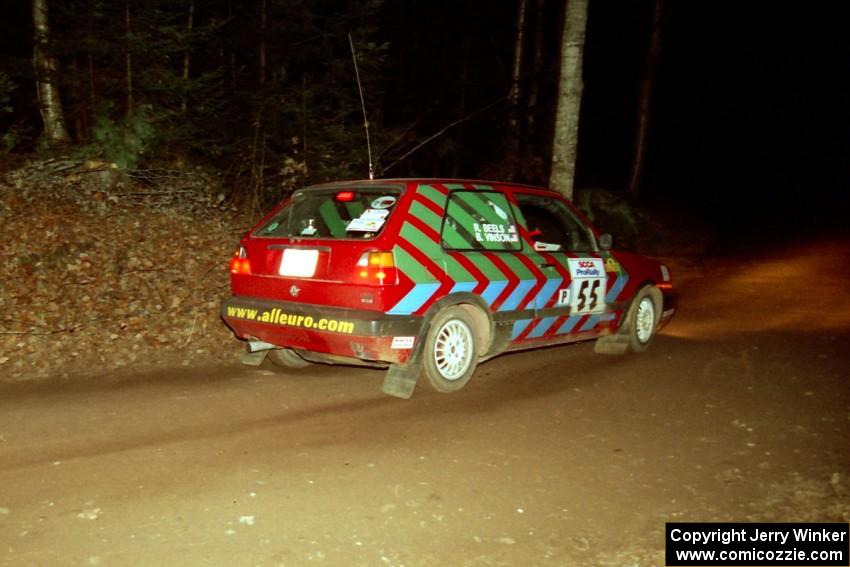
[0,161,249,383]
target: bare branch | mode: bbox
[377,95,509,177]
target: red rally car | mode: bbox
[221,179,676,398]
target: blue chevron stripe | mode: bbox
[387,282,441,315]
[580,314,600,332]
[606,274,629,302]
[557,315,582,334]
[511,319,533,339]
[449,281,477,294]
[530,277,564,309]
[528,316,558,338]
[499,279,536,311]
[480,280,508,307]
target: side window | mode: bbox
[515,194,594,252]
[441,191,521,251]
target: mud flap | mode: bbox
[593,334,630,355]
[381,363,420,399]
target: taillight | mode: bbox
[356,251,397,285]
[230,246,251,275]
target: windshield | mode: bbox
[255,187,402,239]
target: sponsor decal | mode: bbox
[557,288,570,305]
[359,208,390,220]
[371,196,397,209]
[605,257,620,272]
[390,336,416,349]
[569,258,603,278]
[472,222,520,244]
[567,258,607,314]
[346,217,385,232]
[225,305,355,334]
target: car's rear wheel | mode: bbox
[420,306,479,392]
[623,286,661,352]
[267,347,312,369]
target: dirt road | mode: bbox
[2,239,849,566]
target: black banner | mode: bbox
[666,523,849,566]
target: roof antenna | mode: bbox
[349,33,374,180]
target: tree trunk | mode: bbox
[548,0,589,199]
[125,0,134,117]
[181,0,195,113]
[626,0,665,199]
[526,0,545,138]
[259,0,267,86]
[32,0,70,144]
[508,0,528,173]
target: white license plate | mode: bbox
[279,248,319,277]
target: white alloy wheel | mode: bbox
[420,305,480,392]
[623,286,661,353]
[433,319,474,380]
[634,296,656,344]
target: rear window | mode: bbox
[255,187,402,239]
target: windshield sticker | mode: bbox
[371,196,396,209]
[359,208,390,221]
[472,222,520,244]
[346,217,385,232]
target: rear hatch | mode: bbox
[231,184,405,310]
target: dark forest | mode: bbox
[3,0,846,228]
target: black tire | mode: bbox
[419,306,479,393]
[621,285,661,353]
[267,347,312,369]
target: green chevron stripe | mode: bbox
[400,222,473,282]
[498,253,535,279]
[441,222,477,249]
[416,185,449,208]
[408,200,443,233]
[393,245,437,283]
[400,222,442,256]
[457,192,509,226]
[462,251,507,281]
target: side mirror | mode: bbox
[598,233,613,250]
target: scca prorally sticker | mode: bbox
[391,336,416,349]
[371,196,397,209]
[567,258,607,314]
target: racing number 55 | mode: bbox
[576,279,601,312]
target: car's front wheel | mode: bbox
[622,285,662,352]
[420,306,479,392]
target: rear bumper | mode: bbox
[220,296,423,364]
